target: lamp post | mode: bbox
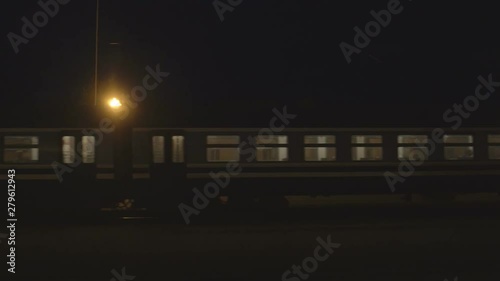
[107,97,134,209]
[97,1,134,209]
[94,0,99,106]
[108,96,133,181]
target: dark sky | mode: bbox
[2,0,500,127]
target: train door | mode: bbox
[150,131,186,170]
[60,130,97,183]
[150,130,187,206]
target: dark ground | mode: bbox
[5,194,500,281]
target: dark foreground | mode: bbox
[5,194,500,281]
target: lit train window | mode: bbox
[304,147,336,161]
[351,135,382,161]
[82,136,95,163]
[488,135,500,144]
[255,135,287,145]
[4,136,39,145]
[397,147,429,161]
[397,135,428,144]
[256,147,288,161]
[304,135,336,144]
[3,148,39,163]
[488,146,500,160]
[443,135,473,143]
[62,136,75,164]
[351,135,382,144]
[397,135,428,161]
[206,148,239,162]
[3,135,39,163]
[152,136,165,163]
[351,147,383,161]
[444,146,474,160]
[443,135,473,160]
[207,135,240,145]
[487,135,500,160]
[304,135,336,161]
[172,136,185,163]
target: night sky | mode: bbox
[2,0,500,128]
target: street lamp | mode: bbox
[108,97,122,109]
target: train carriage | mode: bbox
[1,127,500,213]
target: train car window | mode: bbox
[304,136,336,161]
[206,148,239,162]
[487,135,500,159]
[4,136,39,145]
[397,147,429,161]
[443,135,473,160]
[397,135,428,161]
[255,135,287,145]
[443,135,473,143]
[397,135,428,144]
[488,135,500,144]
[444,146,474,160]
[207,135,240,145]
[304,135,336,144]
[304,147,336,161]
[351,147,383,161]
[351,135,383,161]
[488,146,500,160]
[62,136,76,164]
[172,136,185,163]
[152,136,165,163]
[3,148,39,163]
[82,136,95,163]
[4,135,39,163]
[256,147,288,161]
[351,135,382,144]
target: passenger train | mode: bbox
[1,127,500,213]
